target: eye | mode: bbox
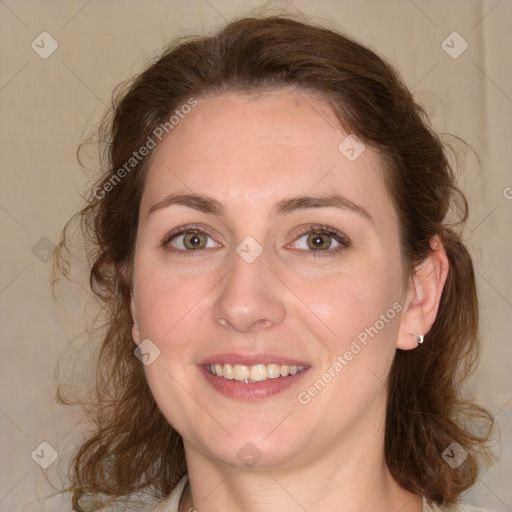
[161,225,221,254]
[288,225,350,256]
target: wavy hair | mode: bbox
[52,12,495,511]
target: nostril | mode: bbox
[248,319,272,331]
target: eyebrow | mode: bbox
[147,192,374,224]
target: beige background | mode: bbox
[1,0,511,510]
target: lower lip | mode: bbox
[199,365,309,400]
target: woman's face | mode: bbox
[131,88,411,469]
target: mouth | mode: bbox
[198,354,311,399]
[205,363,307,383]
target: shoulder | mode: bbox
[449,506,496,512]
[149,474,189,512]
[423,498,496,512]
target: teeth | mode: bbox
[234,364,249,381]
[221,363,234,379]
[215,364,226,378]
[208,363,306,382]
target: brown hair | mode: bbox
[53,12,495,511]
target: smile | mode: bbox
[206,363,307,383]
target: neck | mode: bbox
[178,419,422,512]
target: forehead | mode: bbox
[141,88,395,226]
[151,89,349,169]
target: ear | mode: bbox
[397,235,450,350]
[129,291,140,346]
[119,260,139,345]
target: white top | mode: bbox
[149,474,493,512]
[150,475,189,512]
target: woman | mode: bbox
[53,13,495,512]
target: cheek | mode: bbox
[300,260,402,338]
[133,254,212,342]
[133,264,210,424]
[298,258,403,382]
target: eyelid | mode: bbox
[292,224,350,242]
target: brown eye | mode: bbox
[163,228,220,253]
[181,232,208,250]
[305,232,333,250]
[288,225,350,258]
[293,230,343,251]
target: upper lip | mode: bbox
[198,353,310,367]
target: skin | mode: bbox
[129,88,449,512]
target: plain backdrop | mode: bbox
[0,0,511,510]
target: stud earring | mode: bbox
[409,332,424,345]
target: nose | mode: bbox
[212,249,287,333]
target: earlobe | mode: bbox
[130,294,140,345]
[397,235,450,350]
[131,321,141,345]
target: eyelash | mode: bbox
[160,223,351,258]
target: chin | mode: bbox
[190,423,309,470]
